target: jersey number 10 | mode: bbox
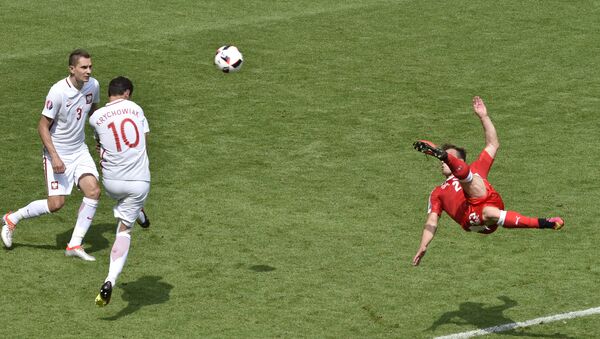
[107,118,140,152]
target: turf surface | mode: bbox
[1,1,599,337]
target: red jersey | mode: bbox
[428,150,504,232]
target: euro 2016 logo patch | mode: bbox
[45,100,53,110]
[86,93,93,104]
[51,181,59,190]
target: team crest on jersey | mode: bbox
[86,93,93,104]
[51,181,59,190]
[468,212,481,225]
[45,100,53,110]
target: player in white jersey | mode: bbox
[91,77,151,306]
[1,49,101,261]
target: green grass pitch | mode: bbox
[1,0,599,337]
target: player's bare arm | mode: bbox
[38,115,65,173]
[412,212,439,266]
[472,96,499,158]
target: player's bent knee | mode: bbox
[482,207,501,223]
[79,174,101,199]
[86,186,101,200]
[47,197,65,212]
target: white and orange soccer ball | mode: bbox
[214,45,243,73]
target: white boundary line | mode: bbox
[435,306,600,339]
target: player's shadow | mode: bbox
[429,296,574,338]
[10,222,113,253]
[102,275,174,321]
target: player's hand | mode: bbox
[472,96,488,118]
[51,157,66,174]
[412,247,427,266]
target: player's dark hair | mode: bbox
[442,144,467,161]
[108,76,134,97]
[69,49,91,66]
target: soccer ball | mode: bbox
[214,45,243,73]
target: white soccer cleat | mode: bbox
[65,245,96,261]
[1,213,15,249]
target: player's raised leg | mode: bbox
[483,206,564,230]
[413,140,471,180]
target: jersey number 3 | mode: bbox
[107,118,140,152]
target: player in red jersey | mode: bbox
[411,96,564,266]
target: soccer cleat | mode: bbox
[413,140,448,160]
[1,212,15,249]
[95,281,112,307]
[548,217,564,230]
[65,245,96,261]
[137,209,150,228]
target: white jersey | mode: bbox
[89,99,150,182]
[42,77,100,155]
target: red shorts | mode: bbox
[460,182,505,234]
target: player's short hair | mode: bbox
[69,49,91,66]
[108,76,134,97]
[442,144,467,161]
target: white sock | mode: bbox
[498,210,507,226]
[9,200,51,225]
[106,231,131,285]
[458,171,474,183]
[67,197,98,248]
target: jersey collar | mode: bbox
[65,76,86,93]
[106,98,126,106]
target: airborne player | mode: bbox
[411,96,564,266]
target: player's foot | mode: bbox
[65,245,96,261]
[413,140,448,160]
[1,212,15,249]
[137,209,150,228]
[95,281,112,307]
[548,217,564,230]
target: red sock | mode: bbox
[500,211,540,228]
[445,153,471,180]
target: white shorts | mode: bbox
[103,179,150,227]
[43,149,99,196]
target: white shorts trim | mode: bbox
[44,150,99,196]
[103,179,150,227]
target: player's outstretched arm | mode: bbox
[472,96,499,158]
[412,213,439,266]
